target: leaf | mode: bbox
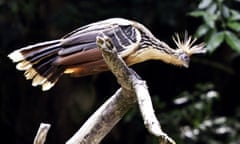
[227,21,240,32]
[206,3,217,14]
[222,5,230,18]
[224,31,240,53]
[195,24,210,38]
[206,32,225,53]
[198,0,213,9]
[204,28,217,41]
[229,9,240,21]
[203,12,217,28]
[188,11,206,17]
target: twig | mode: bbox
[133,80,176,144]
[33,123,51,144]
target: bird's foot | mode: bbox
[96,33,115,52]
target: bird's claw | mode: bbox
[96,33,114,52]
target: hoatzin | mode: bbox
[8,18,206,91]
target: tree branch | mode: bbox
[133,80,176,144]
[95,33,134,91]
[33,123,51,144]
[35,33,176,144]
[96,34,175,143]
[66,88,135,144]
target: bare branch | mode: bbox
[133,80,176,144]
[33,123,51,144]
[66,88,136,144]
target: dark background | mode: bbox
[1,0,240,144]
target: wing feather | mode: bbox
[60,26,140,55]
[55,18,141,70]
[59,42,96,56]
[56,48,102,65]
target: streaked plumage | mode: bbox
[8,18,206,91]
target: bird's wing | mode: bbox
[55,18,141,66]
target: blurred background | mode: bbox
[1,0,240,143]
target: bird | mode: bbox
[8,18,206,91]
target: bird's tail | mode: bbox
[8,39,65,91]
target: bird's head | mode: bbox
[172,32,206,68]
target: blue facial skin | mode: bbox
[179,53,190,68]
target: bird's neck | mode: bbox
[125,45,184,66]
[125,32,184,66]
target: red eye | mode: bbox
[180,53,190,62]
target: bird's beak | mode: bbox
[183,61,189,68]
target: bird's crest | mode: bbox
[173,32,206,56]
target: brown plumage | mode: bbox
[8,18,206,91]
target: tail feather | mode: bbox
[26,44,61,63]
[8,39,65,91]
[8,40,61,62]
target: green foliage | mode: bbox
[224,31,240,53]
[189,0,240,53]
[124,83,240,144]
[157,83,240,144]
